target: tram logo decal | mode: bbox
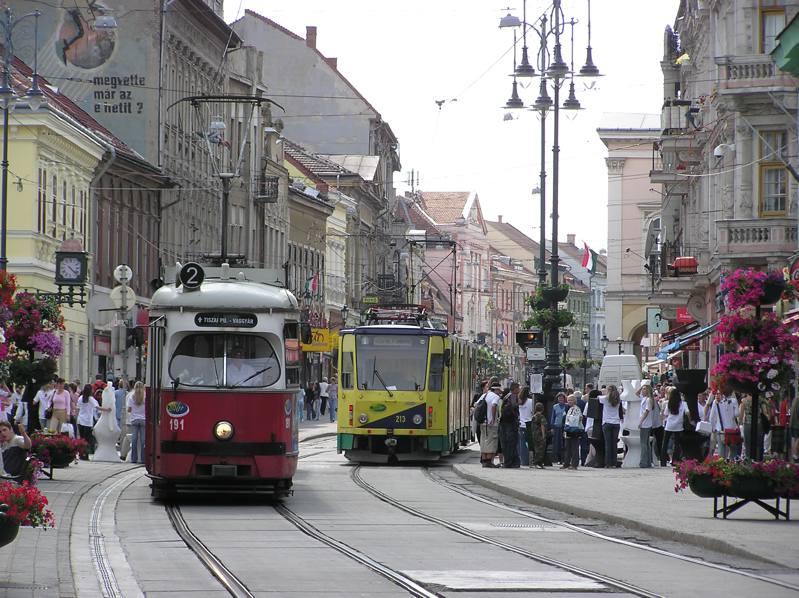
[166,401,190,418]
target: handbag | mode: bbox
[724,427,742,446]
[695,420,712,436]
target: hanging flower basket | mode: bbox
[720,268,787,309]
[0,482,55,531]
[540,284,570,302]
[523,307,574,330]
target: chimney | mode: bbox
[306,26,317,49]
[325,57,337,69]
[497,215,503,223]
[567,233,576,245]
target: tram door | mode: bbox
[145,322,165,472]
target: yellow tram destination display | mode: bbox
[336,305,474,463]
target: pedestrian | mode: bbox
[68,382,79,437]
[0,382,10,423]
[600,385,623,468]
[529,401,547,468]
[661,388,689,466]
[297,386,306,422]
[114,379,129,430]
[518,387,533,467]
[76,384,99,458]
[48,378,72,435]
[304,382,315,421]
[708,384,740,458]
[573,390,588,465]
[586,389,605,467]
[312,382,322,420]
[471,381,488,444]
[637,383,655,468]
[550,393,567,464]
[650,385,665,464]
[127,381,146,464]
[562,394,583,469]
[33,381,54,431]
[499,382,521,468]
[328,376,338,423]
[740,393,770,461]
[319,377,329,416]
[9,385,27,429]
[479,381,502,467]
[0,420,31,478]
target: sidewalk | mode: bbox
[0,460,140,597]
[452,461,799,569]
[299,418,337,442]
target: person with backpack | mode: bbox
[499,382,521,468]
[478,381,502,467]
[562,394,584,469]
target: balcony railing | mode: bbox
[717,55,797,91]
[716,218,798,257]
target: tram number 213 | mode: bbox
[394,415,406,423]
[169,418,185,431]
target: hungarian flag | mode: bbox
[305,272,318,294]
[582,242,599,273]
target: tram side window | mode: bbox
[429,353,444,392]
[341,351,354,389]
[283,323,301,387]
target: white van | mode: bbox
[598,355,642,388]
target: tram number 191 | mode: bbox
[394,415,406,423]
[169,418,185,431]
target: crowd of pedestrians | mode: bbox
[298,376,339,423]
[471,375,799,470]
[0,373,147,476]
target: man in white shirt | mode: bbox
[227,347,257,387]
[709,387,740,459]
[479,381,502,467]
[319,377,330,416]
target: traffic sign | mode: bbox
[113,264,133,284]
[110,285,136,311]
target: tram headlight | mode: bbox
[358,413,368,424]
[412,414,423,425]
[214,421,234,441]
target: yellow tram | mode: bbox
[336,306,475,462]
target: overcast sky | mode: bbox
[225,0,681,252]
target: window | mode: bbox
[341,350,354,389]
[356,334,429,391]
[283,323,301,387]
[168,333,280,388]
[761,8,785,54]
[428,353,444,391]
[760,131,789,216]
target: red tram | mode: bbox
[145,263,302,499]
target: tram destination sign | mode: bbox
[194,312,258,328]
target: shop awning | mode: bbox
[656,321,718,359]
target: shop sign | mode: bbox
[94,334,111,356]
[675,307,693,324]
[301,328,333,352]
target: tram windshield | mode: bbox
[356,334,428,392]
[168,333,280,388]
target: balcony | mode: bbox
[716,55,798,108]
[716,218,798,262]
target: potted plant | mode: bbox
[0,481,55,547]
[540,283,570,303]
[31,433,88,467]
[674,457,799,500]
[523,307,575,330]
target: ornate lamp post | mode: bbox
[601,333,609,356]
[560,328,570,388]
[499,0,601,409]
[581,331,589,387]
[616,336,624,355]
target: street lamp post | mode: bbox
[560,328,570,388]
[616,336,624,355]
[601,333,609,356]
[0,7,44,272]
[581,331,589,388]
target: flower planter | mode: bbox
[759,280,785,306]
[0,514,20,548]
[726,377,756,395]
[729,476,777,500]
[688,474,724,498]
[541,286,569,302]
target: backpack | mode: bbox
[500,394,517,423]
[473,396,488,425]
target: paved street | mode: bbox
[2,426,798,597]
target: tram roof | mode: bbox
[344,324,448,336]
[150,280,299,312]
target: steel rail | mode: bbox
[427,468,799,593]
[352,466,661,598]
[165,504,255,598]
[274,503,442,598]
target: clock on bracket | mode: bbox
[54,251,88,286]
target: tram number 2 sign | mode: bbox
[179,262,205,289]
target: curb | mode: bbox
[56,464,143,597]
[450,464,783,568]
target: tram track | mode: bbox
[425,467,799,593]
[351,465,661,598]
